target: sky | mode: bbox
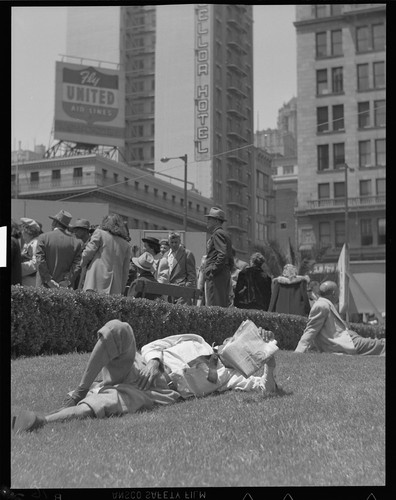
[11,5,297,152]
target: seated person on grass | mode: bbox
[295,281,385,356]
[12,319,279,433]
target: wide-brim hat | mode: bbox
[49,210,72,228]
[159,238,169,246]
[20,217,41,232]
[204,207,226,221]
[132,252,155,272]
[70,219,91,230]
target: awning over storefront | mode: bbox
[347,261,385,319]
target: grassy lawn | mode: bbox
[11,350,385,488]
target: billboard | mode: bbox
[54,61,125,148]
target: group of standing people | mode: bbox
[11,206,312,317]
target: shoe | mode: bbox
[260,355,279,395]
[12,410,46,434]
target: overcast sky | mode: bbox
[11,5,296,151]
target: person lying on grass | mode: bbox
[12,319,280,433]
[295,281,385,356]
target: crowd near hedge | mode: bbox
[11,285,385,358]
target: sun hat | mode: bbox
[70,219,91,230]
[20,217,41,232]
[132,252,155,272]
[49,210,72,228]
[204,207,226,221]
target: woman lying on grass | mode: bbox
[12,319,280,433]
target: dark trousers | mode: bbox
[205,270,231,307]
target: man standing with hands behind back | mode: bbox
[204,207,234,307]
[36,210,83,289]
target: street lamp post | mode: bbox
[160,154,188,233]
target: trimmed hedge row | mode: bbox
[11,285,385,358]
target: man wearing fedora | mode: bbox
[69,219,91,290]
[204,207,234,307]
[127,252,162,300]
[35,210,83,289]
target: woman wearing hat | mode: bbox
[141,236,162,279]
[127,252,162,300]
[81,214,132,295]
[20,218,42,287]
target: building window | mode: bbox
[360,219,373,246]
[330,5,342,16]
[377,218,386,245]
[315,5,327,18]
[331,67,343,93]
[334,181,345,202]
[375,139,386,166]
[335,221,345,248]
[319,222,331,246]
[318,183,330,201]
[283,165,294,175]
[372,24,385,51]
[373,62,385,88]
[332,104,344,130]
[359,140,371,167]
[113,173,118,183]
[102,169,107,179]
[331,30,342,56]
[30,171,39,183]
[358,102,370,128]
[357,64,369,91]
[316,32,327,57]
[333,143,345,169]
[318,145,329,171]
[172,195,176,203]
[317,107,329,132]
[163,192,167,200]
[360,179,372,197]
[73,167,83,177]
[135,181,139,190]
[144,185,149,193]
[316,69,328,95]
[376,178,385,195]
[356,26,369,52]
[374,100,385,127]
[52,169,61,180]
[154,188,158,197]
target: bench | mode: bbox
[132,280,202,305]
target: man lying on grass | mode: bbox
[295,281,385,356]
[12,319,279,433]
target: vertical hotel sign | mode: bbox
[54,61,125,148]
[194,4,210,161]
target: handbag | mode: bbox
[217,319,278,378]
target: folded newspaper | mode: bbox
[218,319,278,378]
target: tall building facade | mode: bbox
[64,5,255,257]
[294,4,386,265]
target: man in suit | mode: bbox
[204,207,234,307]
[159,231,196,305]
[36,210,83,289]
[295,281,385,355]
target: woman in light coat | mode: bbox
[20,218,42,287]
[81,214,132,295]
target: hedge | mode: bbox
[10,285,385,358]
